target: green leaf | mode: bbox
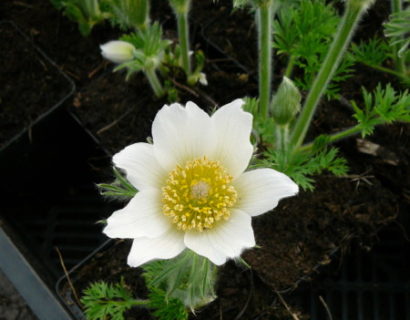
[97,167,137,200]
[350,37,390,66]
[352,84,410,137]
[260,146,348,190]
[81,279,147,320]
[60,0,109,36]
[274,0,354,99]
[384,8,410,58]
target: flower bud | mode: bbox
[271,77,301,126]
[100,41,136,64]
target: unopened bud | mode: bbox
[100,41,136,64]
[271,77,301,125]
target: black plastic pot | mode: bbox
[0,23,122,317]
[56,239,264,320]
[285,219,410,320]
[0,104,121,319]
[56,239,113,320]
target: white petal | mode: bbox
[184,209,255,265]
[103,189,170,239]
[113,142,166,190]
[211,99,253,178]
[152,102,215,171]
[127,229,185,267]
[234,168,299,217]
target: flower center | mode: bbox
[162,157,237,232]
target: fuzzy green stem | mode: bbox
[276,125,290,153]
[390,0,406,75]
[284,55,296,78]
[176,10,191,76]
[289,1,370,149]
[362,62,407,79]
[145,68,164,97]
[298,125,362,153]
[256,0,273,118]
[94,299,149,307]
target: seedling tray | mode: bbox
[0,106,119,319]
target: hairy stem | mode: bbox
[276,125,290,154]
[390,0,406,75]
[176,9,191,76]
[284,55,296,78]
[362,62,407,79]
[289,0,372,149]
[256,0,273,118]
[145,68,164,97]
[298,125,363,153]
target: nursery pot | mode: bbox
[0,29,119,317]
[56,238,278,320]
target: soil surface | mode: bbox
[0,22,73,148]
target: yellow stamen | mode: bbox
[162,157,237,232]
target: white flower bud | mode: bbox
[100,40,136,64]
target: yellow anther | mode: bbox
[162,157,237,232]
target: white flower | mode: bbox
[103,100,299,267]
[100,40,136,64]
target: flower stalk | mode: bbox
[169,0,192,77]
[145,68,165,97]
[298,125,363,153]
[256,0,273,117]
[390,0,406,75]
[289,0,375,150]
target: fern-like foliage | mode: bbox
[148,288,189,320]
[273,0,354,99]
[116,23,171,79]
[350,37,390,67]
[243,98,348,190]
[259,147,348,190]
[352,83,410,137]
[384,7,410,58]
[81,279,147,320]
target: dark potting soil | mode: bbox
[195,0,257,73]
[199,0,393,85]
[70,61,256,155]
[63,240,280,320]
[0,22,72,148]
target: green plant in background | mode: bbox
[273,0,355,99]
[234,0,281,118]
[101,23,171,97]
[109,0,150,31]
[240,0,410,189]
[81,278,149,320]
[350,1,409,83]
[167,0,207,85]
[168,0,192,78]
[50,0,111,36]
[384,3,410,78]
